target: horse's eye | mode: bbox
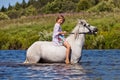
[84,24,86,26]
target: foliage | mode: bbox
[0,0,120,49]
[0,12,9,20]
[21,5,37,16]
[14,2,22,10]
[22,0,27,8]
[0,12,120,49]
[0,0,120,20]
[8,3,13,10]
[6,9,20,19]
[88,0,114,12]
[42,0,76,13]
[76,0,96,11]
[0,6,7,12]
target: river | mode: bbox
[0,50,120,80]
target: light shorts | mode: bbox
[58,35,65,45]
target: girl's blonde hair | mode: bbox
[56,15,65,24]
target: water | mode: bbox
[0,50,120,80]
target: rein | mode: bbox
[69,24,93,35]
[70,32,91,34]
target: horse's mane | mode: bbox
[66,23,80,40]
[72,19,87,33]
[72,24,79,33]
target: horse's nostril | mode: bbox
[94,28,98,32]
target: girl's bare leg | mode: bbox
[63,41,71,64]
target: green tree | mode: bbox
[61,0,76,12]
[71,0,79,3]
[0,6,7,12]
[24,5,37,16]
[15,2,21,10]
[99,1,113,11]
[77,0,94,11]
[8,3,13,10]
[112,0,120,8]
[7,9,20,19]
[37,0,54,7]
[88,0,114,12]
[42,0,76,13]
[94,0,101,5]
[0,12,9,20]
[27,0,35,6]
[22,0,27,8]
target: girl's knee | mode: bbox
[64,41,71,49]
[68,45,71,49]
[66,44,71,50]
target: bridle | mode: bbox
[70,23,93,35]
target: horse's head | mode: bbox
[73,19,98,35]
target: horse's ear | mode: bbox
[80,20,84,25]
[77,19,84,24]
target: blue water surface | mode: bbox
[0,50,120,80]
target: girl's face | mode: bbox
[57,18,64,25]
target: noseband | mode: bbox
[70,24,92,35]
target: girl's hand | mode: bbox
[63,31,67,34]
[59,31,67,35]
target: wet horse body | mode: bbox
[24,19,97,64]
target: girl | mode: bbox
[52,15,71,64]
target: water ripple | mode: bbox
[0,50,120,80]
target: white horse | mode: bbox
[24,19,97,64]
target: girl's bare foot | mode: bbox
[65,60,70,64]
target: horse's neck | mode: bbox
[66,24,85,48]
[66,34,85,47]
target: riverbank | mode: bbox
[0,12,120,49]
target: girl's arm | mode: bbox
[59,31,67,35]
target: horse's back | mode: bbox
[40,41,65,49]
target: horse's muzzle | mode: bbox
[93,28,98,35]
